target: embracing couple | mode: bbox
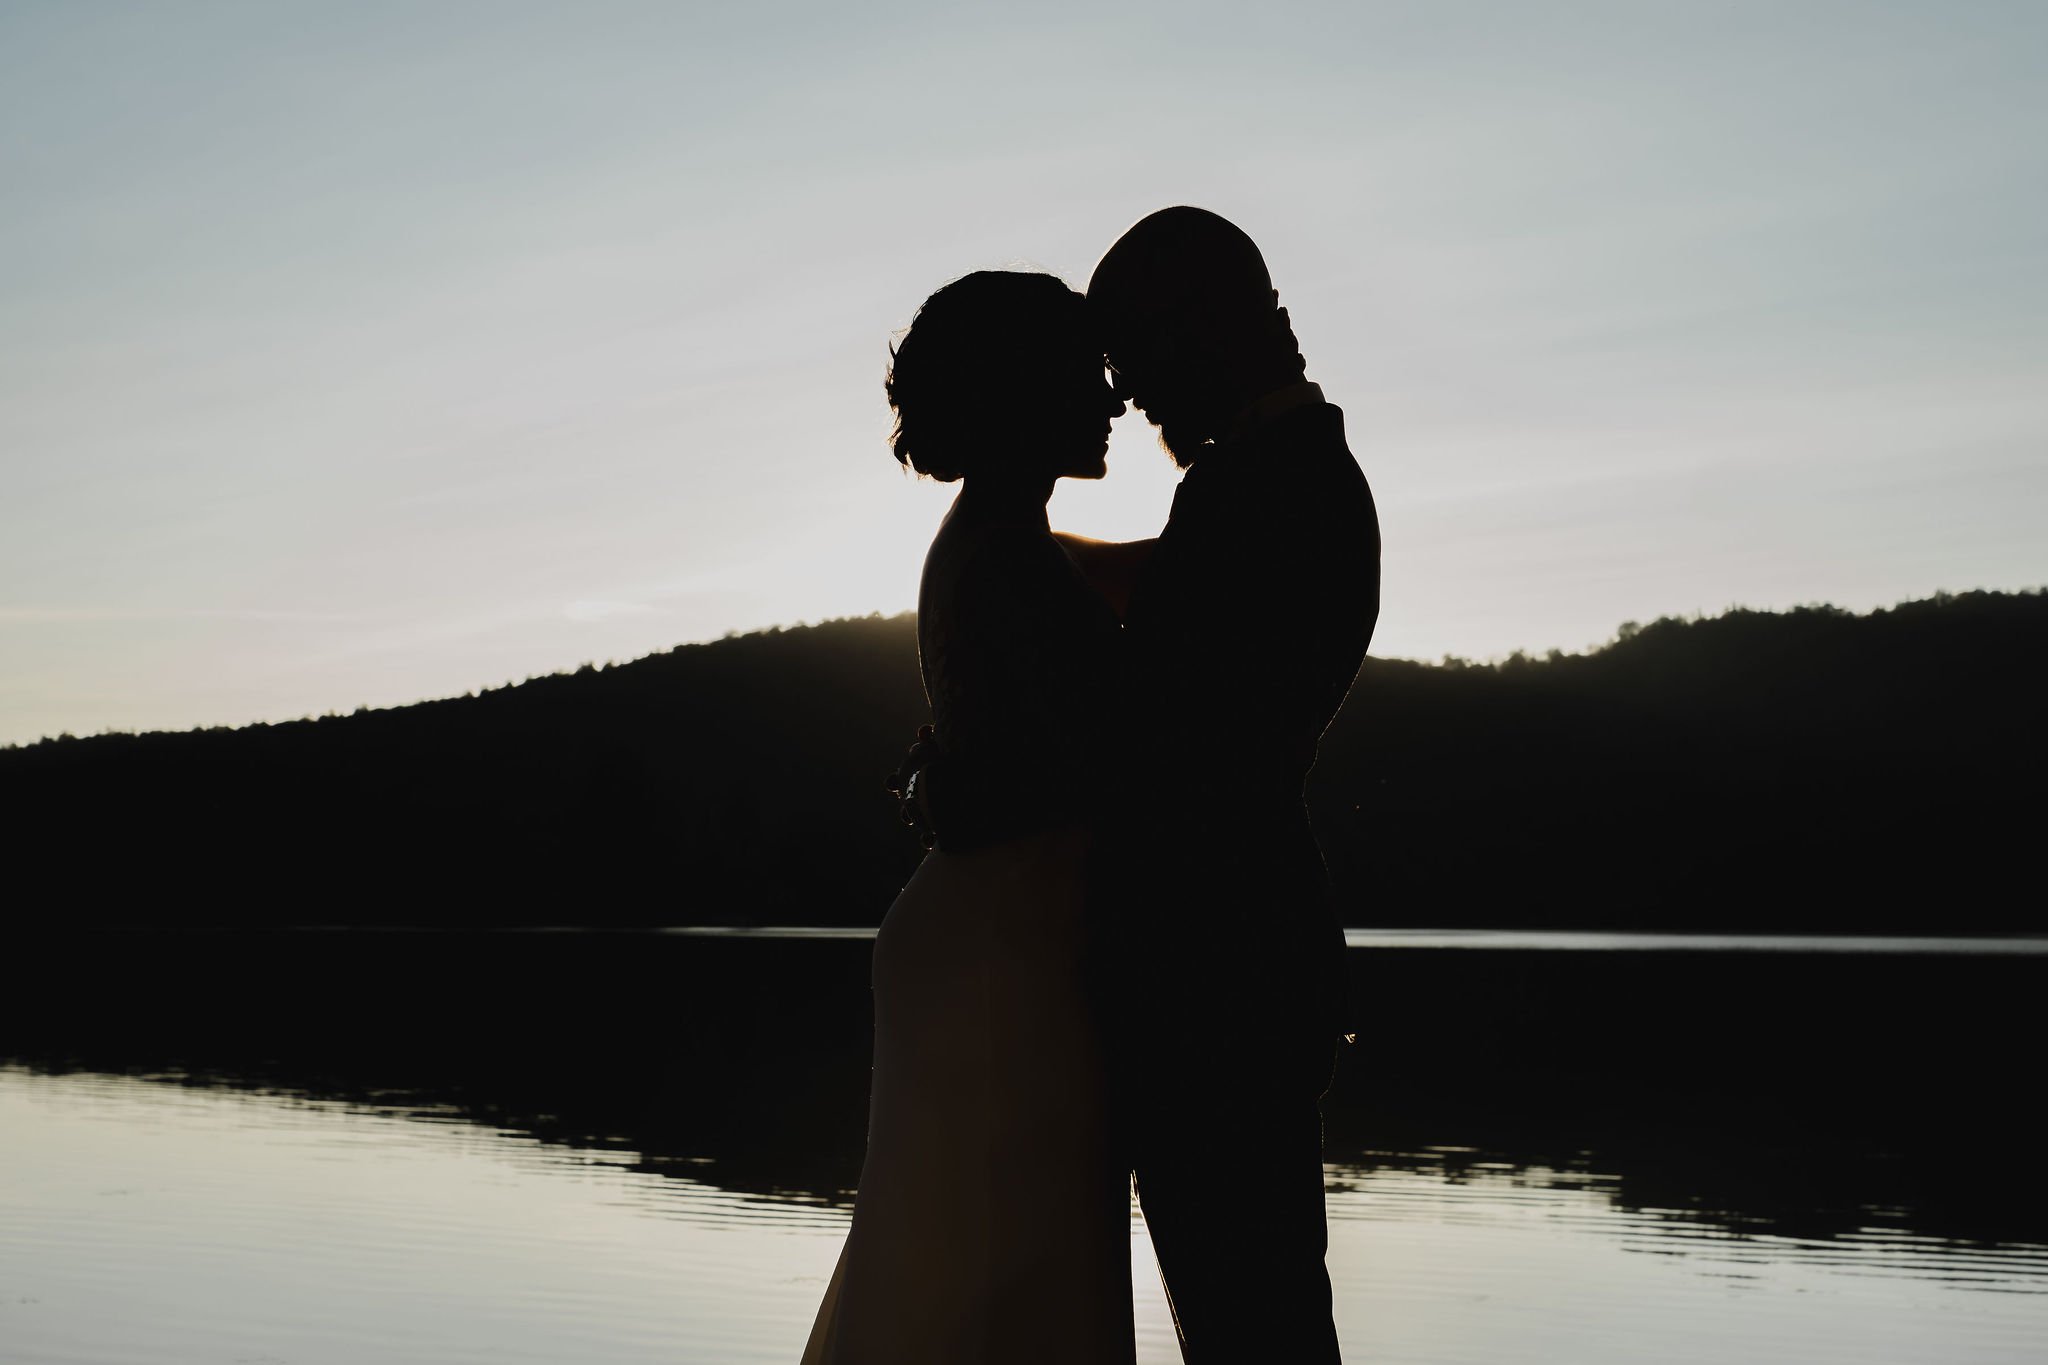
[803,207,1381,1364]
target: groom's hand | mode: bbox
[885,724,943,850]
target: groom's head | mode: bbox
[1088,207,1300,468]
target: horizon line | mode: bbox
[4,585,2039,751]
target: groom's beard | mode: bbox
[1156,417,1212,470]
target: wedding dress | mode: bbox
[801,493,1135,1364]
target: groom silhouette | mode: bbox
[890,207,1378,1359]
[1088,206,1378,1363]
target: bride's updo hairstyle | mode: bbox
[886,269,1089,482]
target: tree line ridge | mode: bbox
[3,589,2040,932]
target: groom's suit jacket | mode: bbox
[1113,389,1380,1039]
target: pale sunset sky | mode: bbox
[4,1,2044,746]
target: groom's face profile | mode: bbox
[1089,206,1277,468]
[1098,318,1228,469]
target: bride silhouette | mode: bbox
[801,269,1138,1364]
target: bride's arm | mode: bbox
[1052,533,1157,620]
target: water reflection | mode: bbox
[3,929,2046,1363]
[0,1066,854,1365]
[5,1065,2044,1365]
[1325,1148,2048,1295]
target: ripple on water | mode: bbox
[3,1066,2046,1365]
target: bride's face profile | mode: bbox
[886,271,1124,491]
[1011,333,1126,484]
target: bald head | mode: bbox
[1088,207,1301,466]
[1088,206,1273,332]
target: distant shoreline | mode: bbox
[35,925,2048,955]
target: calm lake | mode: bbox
[3,929,2044,1364]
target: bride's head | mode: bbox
[886,270,1125,485]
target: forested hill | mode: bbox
[4,589,2042,933]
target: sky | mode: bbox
[3,0,2044,746]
